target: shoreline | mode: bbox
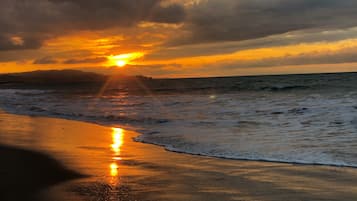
[137,139,357,169]
[1,111,357,200]
[3,108,357,169]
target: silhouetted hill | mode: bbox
[0,70,154,91]
[0,70,107,85]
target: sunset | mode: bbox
[1,1,357,201]
[1,0,357,77]
[107,52,145,67]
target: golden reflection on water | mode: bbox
[110,162,119,177]
[111,127,124,157]
[109,128,124,179]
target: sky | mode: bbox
[2,0,357,78]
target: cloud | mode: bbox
[245,47,357,67]
[148,3,185,23]
[148,27,357,60]
[169,0,357,45]
[33,56,58,64]
[0,35,42,51]
[203,46,357,72]
[63,57,107,64]
[144,40,357,77]
[0,0,185,51]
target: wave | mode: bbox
[3,104,171,126]
[2,74,357,169]
[135,136,357,168]
[259,85,310,92]
[3,100,357,168]
[3,99,357,168]
[141,84,313,94]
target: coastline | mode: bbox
[1,111,357,201]
[5,107,356,169]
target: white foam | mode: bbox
[1,88,357,167]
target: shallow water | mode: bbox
[1,73,357,167]
[2,112,357,201]
[0,113,125,185]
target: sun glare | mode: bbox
[111,127,124,156]
[108,52,144,67]
[110,162,118,177]
[116,60,126,67]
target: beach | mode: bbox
[0,111,357,201]
[2,0,357,200]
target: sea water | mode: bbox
[1,73,357,167]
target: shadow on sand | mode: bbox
[0,145,84,201]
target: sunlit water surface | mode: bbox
[1,73,357,167]
[0,113,128,185]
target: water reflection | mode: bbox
[110,162,119,177]
[111,128,124,158]
[109,128,124,180]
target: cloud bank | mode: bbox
[170,0,357,45]
[0,0,185,51]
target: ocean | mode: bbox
[1,72,357,167]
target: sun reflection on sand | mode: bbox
[111,127,124,158]
[110,162,119,177]
[109,128,124,181]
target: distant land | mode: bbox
[0,70,153,89]
[1,69,357,94]
[0,70,112,85]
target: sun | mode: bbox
[116,60,126,67]
[107,52,144,68]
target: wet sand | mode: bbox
[0,111,357,200]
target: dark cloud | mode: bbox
[63,57,107,64]
[0,35,42,51]
[0,0,185,51]
[33,56,58,64]
[253,48,357,67]
[170,0,357,45]
[148,27,357,60]
[214,47,357,70]
[148,3,185,23]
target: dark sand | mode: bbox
[0,111,357,201]
[0,145,83,201]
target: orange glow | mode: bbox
[110,162,119,177]
[4,29,357,77]
[107,52,144,67]
[116,60,127,67]
[10,36,24,46]
[146,38,357,67]
[111,127,124,157]
[109,127,125,182]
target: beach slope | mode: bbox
[0,112,357,201]
[0,145,83,201]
